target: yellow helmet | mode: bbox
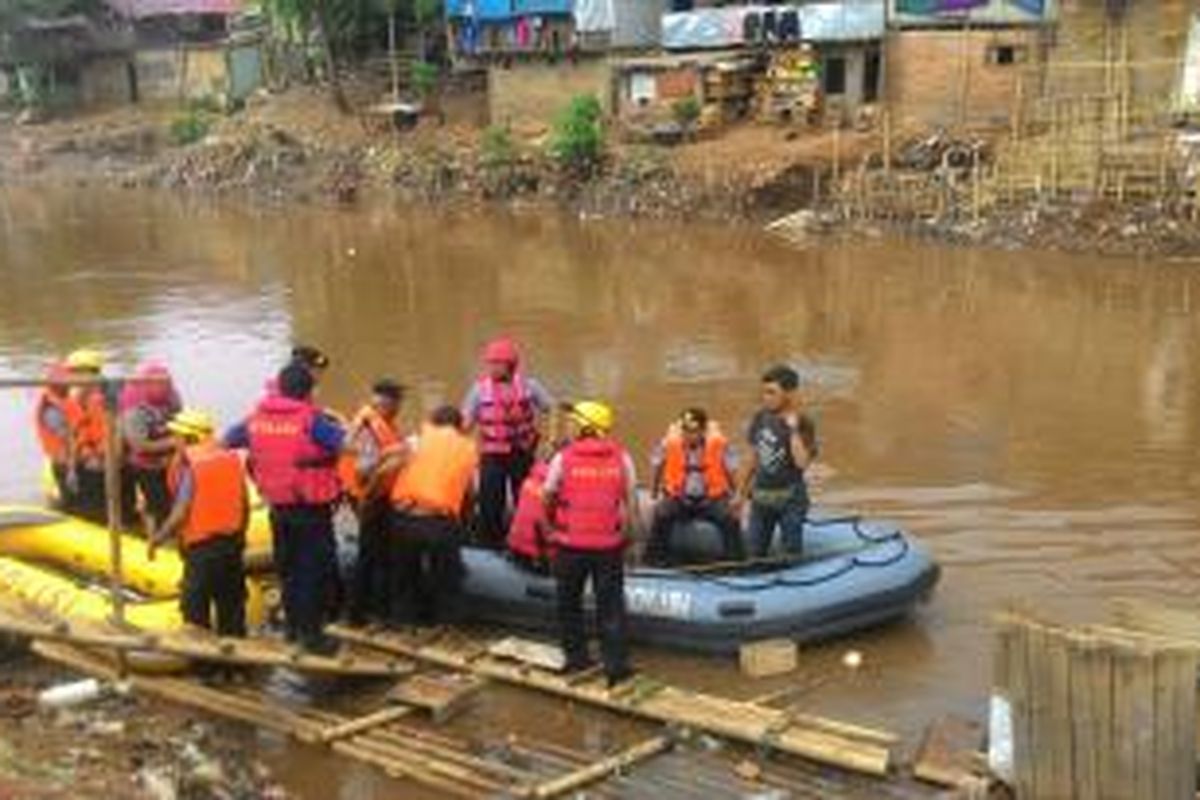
[569,400,614,433]
[167,409,215,440]
[65,349,104,372]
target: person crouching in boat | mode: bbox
[506,461,554,573]
[35,361,81,511]
[65,349,110,525]
[646,408,744,567]
[340,379,407,627]
[736,365,818,558]
[224,363,347,655]
[120,361,183,533]
[149,410,248,639]
[543,401,637,688]
[389,406,478,627]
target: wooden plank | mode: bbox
[1045,629,1074,798]
[1070,635,1100,800]
[1130,643,1156,800]
[531,735,672,799]
[1109,641,1137,800]
[1171,650,1197,800]
[0,603,411,677]
[911,714,984,788]
[387,673,484,724]
[488,637,565,672]
[329,624,894,777]
[314,706,414,744]
[1150,649,1175,800]
[1004,618,1035,800]
[1092,639,1115,800]
[1025,621,1051,799]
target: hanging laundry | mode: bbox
[516,16,532,48]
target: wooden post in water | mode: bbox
[101,381,126,639]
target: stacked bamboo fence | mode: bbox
[994,611,1197,800]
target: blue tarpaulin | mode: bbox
[513,0,572,13]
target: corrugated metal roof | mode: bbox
[801,2,884,41]
[105,0,241,19]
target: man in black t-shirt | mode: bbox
[736,365,818,558]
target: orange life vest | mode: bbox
[169,443,247,549]
[35,390,81,464]
[391,424,478,518]
[73,389,108,467]
[661,427,731,500]
[507,462,552,559]
[338,405,402,501]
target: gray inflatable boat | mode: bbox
[458,509,940,655]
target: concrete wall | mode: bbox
[134,40,262,105]
[80,56,134,107]
[886,28,1042,129]
[488,58,614,129]
[1046,0,1190,101]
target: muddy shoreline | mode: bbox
[3,91,1198,259]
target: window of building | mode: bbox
[987,44,1028,66]
[823,56,846,96]
[863,50,881,103]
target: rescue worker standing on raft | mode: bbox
[543,401,637,687]
[65,349,110,525]
[389,406,478,627]
[120,361,183,532]
[461,337,554,548]
[149,410,248,639]
[224,363,346,654]
[342,379,407,627]
[646,408,743,566]
[35,362,81,510]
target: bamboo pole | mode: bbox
[532,736,672,799]
[316,706,413,743]
[882,109,892,177]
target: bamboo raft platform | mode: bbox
[0,600,412,677]
[328,623,897,777]
[30,640,940,799]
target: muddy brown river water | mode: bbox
[2,186,1200,797]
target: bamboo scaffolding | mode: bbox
[532,736,673,799]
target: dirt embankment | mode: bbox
[4,85,1200,257]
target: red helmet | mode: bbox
[482,337,519,365]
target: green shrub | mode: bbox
[169,108,212,146]
[672,95,701,129]
[481,124,515,169]
[549,94,604,175]
[411,60,438,98]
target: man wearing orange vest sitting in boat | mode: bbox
[34,362,81,511]
[461,337,555,549]
[543,401,638,688]
[149,410,248,639]
[65,349,111,525]
[340,379,407,627]
[646,408,744,567]
[390,406,479,627]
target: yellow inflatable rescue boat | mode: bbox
[39,465,275,570]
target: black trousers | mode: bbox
[555,546,629,680]
[389,511,464,627]
[478,450,535,548]
[269,504,337,646]
[49,463,72,510]
[181,535,247,637]
[347,497,391,624]
[73,466,108,525]
[646,496,745,566]
[123,467,172,532]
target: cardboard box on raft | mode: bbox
[739,638,798,678]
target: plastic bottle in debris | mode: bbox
[37,678,130,710]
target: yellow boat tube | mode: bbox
[39,463,275,571]
[0,556,265,631]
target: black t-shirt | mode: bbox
[746,409,814,492]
